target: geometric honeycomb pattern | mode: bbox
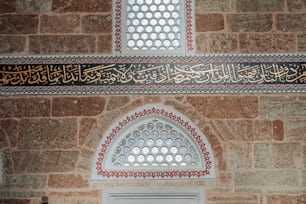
[92,104,215,179]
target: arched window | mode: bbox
[113,0,195,55]
[91,104,215,180]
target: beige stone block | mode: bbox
[40,14,80,33]
[227,142,252,170]
[82,15,112,33]
[0,191,45,199]
[187,96,258,119]
[0,98,50,118]
[106,96,131,111]
[304,146,306,168]
[236,0,284,12]
[18,118,77,149]
[17,0,51,12]
[277,14,306,31]
[210,120,274,141]
[254,142,302,168]
[52,97,106,117]
[6,175,47,189]
[285,120,306,141]
[239,33,296,53]
[260,96,306,119]
[0,199,31,204]
[196,14,224,32]
[195,0,234,12]
[0,15,38,34]
[207,194,258,204]
[208,33,238,53]
[0,119,17,148]
[97,35,112,54]
[48,174,89,188]
[80,118,97,146]
[52,0,111,12]
[234,170,299,188]
[0,36,26,55]
[228,14,272,32]
[0,150,12,175]
[265,194,306,204]
[76,149,95,175]
[12,150,79,173]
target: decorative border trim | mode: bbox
[92,105,215,179]
[0,54,305,95]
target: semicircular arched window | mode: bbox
[91,104,215,180]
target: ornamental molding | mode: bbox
[0,54,305,95]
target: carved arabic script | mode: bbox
[1,62,306,86]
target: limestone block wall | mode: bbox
[0,0,306,204]
[0,0,306,54]
[0,95,305,204]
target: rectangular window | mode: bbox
[113,0,195,55]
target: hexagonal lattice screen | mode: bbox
[113,0,195,55]
[92,104,215,180]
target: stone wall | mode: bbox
[0,95,305,204]
[0,0,306,204]
[1,0,306,55]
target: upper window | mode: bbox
[113,0,195,55]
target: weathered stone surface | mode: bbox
[207,194,258,204]
[210,119,276,141]
[0,36,26,54]
[40,14,80,33]
[97,35,112,54]
[272,120,284,141]
[11,150,79,173]
[143,95,161,104]
[228,14,272,32]
[196,14,224,32]
[196,33,207,53]
[0,0,16,13]
[0,129,8,149]
[254,142,302,168]
[285,120,306,141]
[266,194,306,204]
[6,175,47,189]
[0,150,12,174]
[260,96,306,119]
[0,15,38,34]
[18,118,77,149]
[0,98,50,118]
[106,96,130,111]
[208,33,238,53]
[277,14,306,31]
[42,199,99,204]
[80,97,106,116]
[47,190,99,198]
[239,33,296,53]
[234,170,299,187]
[29,35,96,54]
[76,149,95,175]
[187,96,258,119]
[195,0,234,12]
[236,0,284,12]
[82,15,112,33]
[0,192,45,199]
[16,0,51,13]
[0,119,18,149]
[52,97,106,116]
[48,174,89,188]
[227,142,252,170]
[86,110,120,149]
[0,199,31,204]
[304,145,306,167]
[288,0,306,12]
[298,33,306,52]
[80,118,97,146]
[52,0,112,12]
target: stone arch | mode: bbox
[91,103,216,180]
